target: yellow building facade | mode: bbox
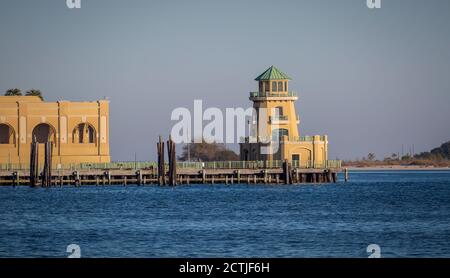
[0,96,110,166]
[240,66,328,167]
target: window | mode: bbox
[274,106,283,117]
[284,81,287,91]
[0,124,15,144]
[272,81,277,92]
[32,124,55,144]
[72,123,96,144]
[278,82,283,92]
[272,128,289,140]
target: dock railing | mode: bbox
[0,160,341,171]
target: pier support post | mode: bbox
[263,170,268,184]
[29,140,39,187]
[12,172,19,187]
[344,168,349,182]
[136,170,142,186]
[157,136,166,186]
[106,171,111,185]
[166,136,177,186]
[202,170,206,184]
[73,171,80,186]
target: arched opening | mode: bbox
[72,123,96,144]
[32,123,56,144]
[244,149,249,161]
[0,124,15,145]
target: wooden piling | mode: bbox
[283,160,290,185]
[136,170,142,186]
[202,170,206,184]
[29,139,39,187]
[157,136,166,186]
[166,136,177,186]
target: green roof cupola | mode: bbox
[255,66,291,93]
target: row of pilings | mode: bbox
[157,136,177,186]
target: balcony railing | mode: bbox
[289,136,327,142]
[250,91,297,98]
[240,136,327,143]
[0,159,341,171]
[269,115,289,123]
[177,160,341,170]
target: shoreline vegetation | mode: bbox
[342,141,450,170]
[177,140,450,170]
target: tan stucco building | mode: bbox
[240,66,329,167]
[0,96,110,166]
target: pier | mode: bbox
[0,164,341,186]
[0,156,342,187]
[0,137,342,187]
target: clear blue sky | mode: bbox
[1,0,449,160]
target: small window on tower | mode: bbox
[278,82,283,92]
[272,81,277,92]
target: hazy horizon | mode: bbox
[1,0,449,161]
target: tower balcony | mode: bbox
[268,115,300,125]
[249,91,298,101]
[269,115,289,124]
[239,135,328,144]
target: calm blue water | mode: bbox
[0,171,449,258]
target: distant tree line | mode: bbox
[4,88,43,100]
[178,141,239,162]
[414,141,450,160]
[343,140,450,167]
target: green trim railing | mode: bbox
[0,160,341,171]
[0,161,158,171]
[250,91,297,98]
[289,136,327,142]
[269,115,289,122]
[240,135,327,143]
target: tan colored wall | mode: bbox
[241,77,329,165]
[240,136,328,165]
[0,96,110,166]
[252,99,299,139]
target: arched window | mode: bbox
[272,81,277,92]
[32,123,56,144]
[0,124,15,144]
[278,81,283,92]
[243,150,249,161]
[72,123,96,144]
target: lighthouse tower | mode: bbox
[251,65,300,140]
[240,66,328,167]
